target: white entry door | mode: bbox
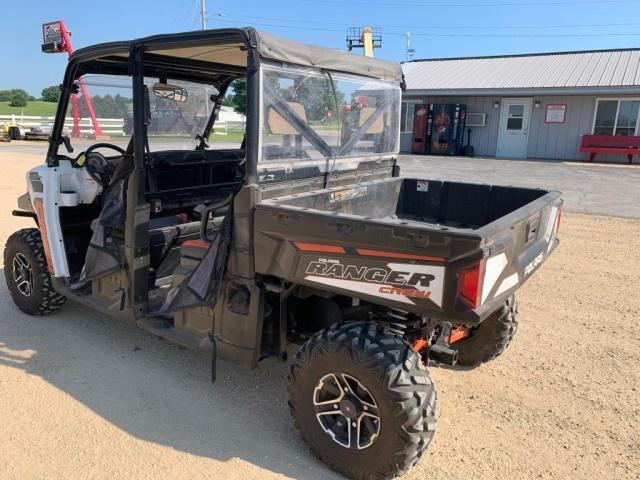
[496,98,532,159]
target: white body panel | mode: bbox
[26,160,101,278]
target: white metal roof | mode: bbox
[402,48,640,96]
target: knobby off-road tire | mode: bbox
[4,228,67,315]
[453,295,519,367]
[288,321,437,480]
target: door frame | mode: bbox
[496,97,533,159]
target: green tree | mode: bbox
[9,91,27,107]
[41,85,60,102]
[229,79,246,115]
[294,76,345,122]
[222,95,234,107]
[78,93,130,119]
[0,89,31,103]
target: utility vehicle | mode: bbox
[4,28,561,479]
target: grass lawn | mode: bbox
[0,101,57,117]
[210,131,244,143]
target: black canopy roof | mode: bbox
[69,28,403,84]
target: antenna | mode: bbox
[404,32,416,62]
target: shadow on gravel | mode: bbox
[0,274,337,479]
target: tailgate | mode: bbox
[469,191,563,320]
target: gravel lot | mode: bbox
[0,148,638,479]
[399,154,640,219]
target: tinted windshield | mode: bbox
[260,63,401,166]
[56,74,245,152]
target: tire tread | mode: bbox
[4,228,67,315]
[288,321,437,479]
[454,295,519,366]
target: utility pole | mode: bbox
[201,0,207,30]
[404,32,415,62]
[362,27,374,58]
[346,27,382,58]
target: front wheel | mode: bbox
[452,295,519,367]
[4,229,67,315]
[288,322,437,480]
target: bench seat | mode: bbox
[579,134,640,164]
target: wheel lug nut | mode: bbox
[364,406,368,411]
[352,422,356,427]
[333,404,338,409]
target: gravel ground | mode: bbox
[0,150,638,479]
[398,154,640,219]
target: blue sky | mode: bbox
[3,0,640,95]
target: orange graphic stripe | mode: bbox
[182,240,210,249]
[356,248,444,263]
[293,242,346,254]
[33,199,55,273]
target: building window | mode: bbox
[593,99,640,136]
[401,100,422,133]
[506,104,524,130]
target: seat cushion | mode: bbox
[149,221,200,276]
[149,221,221,278]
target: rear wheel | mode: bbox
[288,321,437,479]
[4,229,67,315]
[452,295,518,366]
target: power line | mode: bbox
[211,12,640,31]
[169,1,188,32]
[208,17,640,38]
[411,31,640,37]
[208,17,344,33]
[300,0,638,6]
[188,2,201,29]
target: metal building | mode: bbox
[401,48,640,160]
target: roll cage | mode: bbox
[44,28,404,312]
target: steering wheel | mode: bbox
[82,143,127,188]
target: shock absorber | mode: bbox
[377,308,427,338]
[383,311,461,366]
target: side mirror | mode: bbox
[153,82,188,103]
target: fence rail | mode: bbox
[0,115,124,135]
[1,115,245,137]
[214,120,246,135]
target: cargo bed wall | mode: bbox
[266,179,402,218]
[397,179,547,229]
[270,178,548,230]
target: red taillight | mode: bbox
[457,259,486,309]
[555,208,562,235]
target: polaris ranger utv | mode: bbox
[4,28,562,479]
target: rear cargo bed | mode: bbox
[259,178,549,230]
[254,177,561,324]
